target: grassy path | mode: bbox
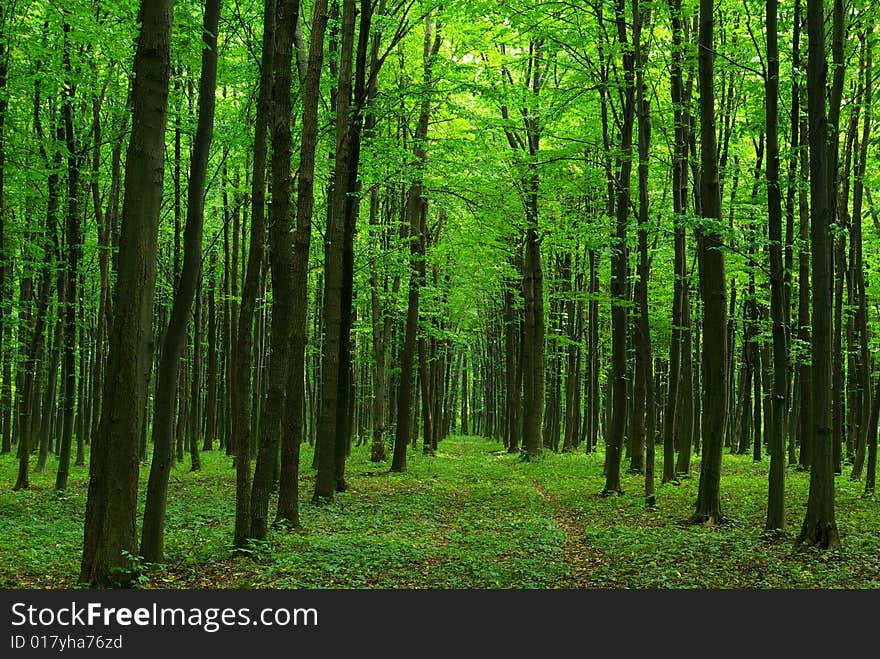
[1,436,878,588]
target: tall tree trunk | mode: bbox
[314,0,358,495]
[276,0,329,526]
[764,0,799,533]
[390,15,440,473]
[797,113,812,470]
[664,0,688,483]
[603,0,635,494]
[849,29,872,482]
[203,251,218,451]
[80,0,175,585]
[231,0,275,547]
[140,0,220,562]
[251,0,301,539]
[0,7,9,457]
[56,22,81,492]
[797,0,840,549]
[21,78,61,484]
[692,0,728,524]
[634,0,654,503]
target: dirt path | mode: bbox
[532,481,605,588]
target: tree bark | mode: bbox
[231,0,275,547]
[692,0,728,525]
[603,0,635,493]
[56,22,81,492]
[276,0,329,526]
[251,0,301,539]
[81,0,175,585]
[140,0,220,561]
[634,0,654,503]
[390,15,440,473]
[797,0,841,549]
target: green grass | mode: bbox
[0,436,878,588]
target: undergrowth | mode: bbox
[0,437,877,588]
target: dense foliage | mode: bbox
[0,0,877,587]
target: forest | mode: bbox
[0,0,878,590]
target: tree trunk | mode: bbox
[188,282,203,471]
[0,9,8,457]
[766,0,789,531]
[231,0,275,547]
[692,0,728,525]
[140,0,220,562]
[56,22,81,492]
[461,354,469,435]
[634,0,654,503]
[81,0,175,585]
[276,0,329,526]
[390,15,440,473]
[314,0,357,497]
[797,0,840,549]
[849,29,872,482]
[251,0,301,539]
[204,251,218,451]
[603,0,635,494]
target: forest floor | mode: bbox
[1,436,879,589]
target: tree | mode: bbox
[764,0,786,533]
[633,0,654,505]
[602,0,636,495]
[314,0,357,496]
[81,0,175,586]
[231,0,276,548]
[391,12,442,473]
[798,0,840,549]
[251,0,299,540]
[276,0,330,527]
[141,0,222,563]
[692,0,728,525]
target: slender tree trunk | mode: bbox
[276,0,329,526]
[204,252,218,451]
[603,0,635,494]
[675,280,694,473]
[797,0,840,549]
[140,0,220,562]
[23,81,61,483]
[56,22,81,492]
[251,0,301,538]
[461,354,469,435]
[797,114,812,470]
[692,0,728,525]
[13,265,50,490]
[188,282,203,471]
[0,10,9,457]
[231,0,275,547]
[390,15,440,473]
[850,29,872,482]
[634,0,654,503]
[504,252,522,453]
[587,249,599,451]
